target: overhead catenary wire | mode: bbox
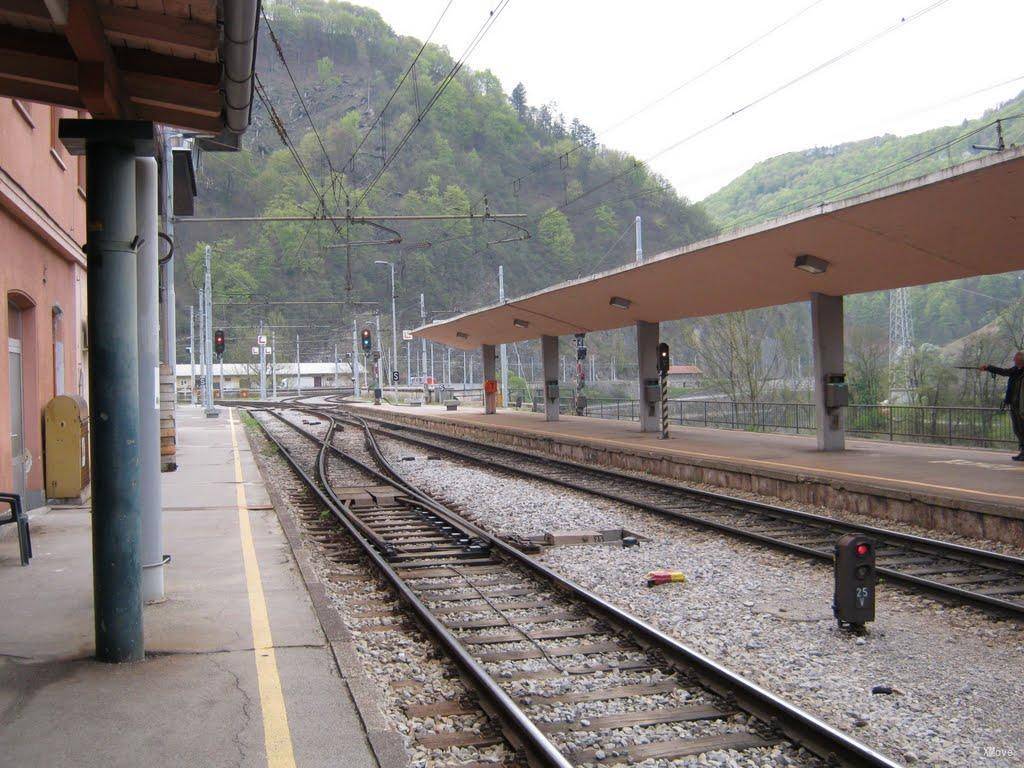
[353,0,513,211]
[341,0,454,187]
[560,0,956,216]
[472,0,831,210]
[261,7,344,199]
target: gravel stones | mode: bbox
[380,435,1024,768]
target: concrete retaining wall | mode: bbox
[361,409,1024,546]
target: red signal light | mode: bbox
[855,543,870,557]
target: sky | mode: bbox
[349,0,1024,201]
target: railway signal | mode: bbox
[214,329,225,356]
[360,327,372,353]
[833,533,876,632]
[657,342,670,439]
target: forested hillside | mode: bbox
[703,92,1024,347]
[177,0,713,360]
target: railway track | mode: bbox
[250,405,898,768]
[332,406,1024,619]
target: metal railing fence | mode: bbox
[565,396,1016,448]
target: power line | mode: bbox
[341,0,454,187]
[558,0,954,215]
[354,0,513,210]
[473,0,830,210]
[254,72,322,204]
[261,7,344,199]
[722,114,1022,230]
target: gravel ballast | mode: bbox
[379,437,1024,768]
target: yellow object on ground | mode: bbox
[646,570,686,587]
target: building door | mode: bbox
[8,303,25,498]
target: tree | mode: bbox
[510,82,527,121]
[689,309,790,403]
[846,326,888,404]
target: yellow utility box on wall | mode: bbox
[44,395,90,502]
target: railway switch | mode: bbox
[833,533,875,631]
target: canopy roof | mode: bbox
[414,147,1024,350]
[0,0,258,138]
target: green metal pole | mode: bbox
[86,136,144,663]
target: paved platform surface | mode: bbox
[0,406,379,768]
[352,402,1024,516]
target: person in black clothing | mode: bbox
[980,351,1024,460]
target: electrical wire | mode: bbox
[354,0,513,210]
[558,0,954,214]
[262,7,343,198]
[472,0,831,210]
[341,1,454,186]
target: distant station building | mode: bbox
[1,100,87,509]
[667,364,703,388]
[174,362,353,396]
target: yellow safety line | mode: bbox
[228,409,298,768]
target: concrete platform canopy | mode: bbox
[413,147,1024,349]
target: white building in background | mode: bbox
[174,362,352,396]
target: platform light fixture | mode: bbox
[456,331,469,340]
[512,318,530,328]
[794,253,829,274]
[609,296,632,310]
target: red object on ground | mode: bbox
[646,570,686,588]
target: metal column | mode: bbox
[160,133,176,374]
[482,344,497,414]
[636,320,660,433]
[811,293,846,451]
[352,318,361,398]
[202,245,217,417]
[420,293,427,383]
[188,305,196,405]
[136,157,164,604]
[541,335,559,422]
[61,119,154,663]
[271,330,277,398]
[498,266,509,405]
[259,319,267,399]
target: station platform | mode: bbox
[0,407,385,768]
[349,402,1024,545]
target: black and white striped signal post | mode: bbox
[657,342,670,440]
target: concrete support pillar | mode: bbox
[541,335,559,422]
[636,321,660,432]
[61,119,155,663]
[811,292,845,451]
[482,344,497,414]
[136,158,164,604]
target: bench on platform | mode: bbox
[0,492,31,566]
[444,400,460,411]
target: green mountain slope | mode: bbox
[177,0,714,361]
[704,91,1024,227]
[701,92,1024,346]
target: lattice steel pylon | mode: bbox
[888,287,916,403]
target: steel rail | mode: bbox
[252,411,572,768]
[342,408,1024,618]
[255,404,901,768]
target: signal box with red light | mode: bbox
[833,533,875,630]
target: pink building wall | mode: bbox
[0,99,87,506]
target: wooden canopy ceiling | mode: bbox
[0,0,238,133]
